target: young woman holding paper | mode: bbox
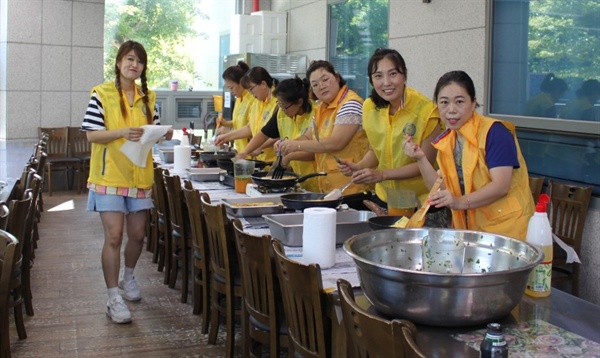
[81,40,172,324]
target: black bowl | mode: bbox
[368,216,408,230]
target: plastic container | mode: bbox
[233,159,254,194]
[525,193,553,298]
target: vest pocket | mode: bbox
[478,195,521,224]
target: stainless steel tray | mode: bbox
[158,148,174,163]
[186,168,223,182]
[222,197,284,217]
[263,211,375,247]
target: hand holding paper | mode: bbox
[120,125,172,167]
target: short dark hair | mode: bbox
[242,66,277,88]
[222,61,250,83]
[273,76,312,114]
[306,60,346,87]
[433,70,479,108]
[367,48,408,109]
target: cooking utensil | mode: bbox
[217,158,269,173]
[323,179,353,200]
[280,193,342,211]
[363,200,386,216]
[250,171,326,189]
[405,176,444,228]
[368,215,407,230]
[267,150,286,179]
[199,151,236,167]
[343,228,543,326]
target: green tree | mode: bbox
[330,0,388,57]
[528,0,600,80]
[104,0,206,89]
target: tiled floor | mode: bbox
[8,191,242,357]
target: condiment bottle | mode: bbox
[480,323,508,358]
[525,193,553,298]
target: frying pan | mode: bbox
[217,158,270,173]
[368,216,406,230]
[280,193,342,210]
[199,151,236,167]
[250,171,326,189]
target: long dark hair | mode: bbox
[273,76,312,114]
[367,48,408,109]
[114,40,152,124]
[222,61,250,83]
[306,60,346,87]
[433,70,480,108]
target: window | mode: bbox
[328,0,389,99]
[490,0,600,194]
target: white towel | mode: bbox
[120,125,171,167]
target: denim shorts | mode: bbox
[87,190,153,214]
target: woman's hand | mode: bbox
[123,127,144,142]
[403,136,426,160]
[279,140,300,156]
[216,126,230,135]
[214,134,228,146]
[338,158,359,176]
[428,189,459,209]
[249,148,263,158]
[164,128,174,140]
[351,168,384,184]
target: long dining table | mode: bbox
[171,162,600,357]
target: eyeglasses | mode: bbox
[247,84,258,94]
[277,101,295,110]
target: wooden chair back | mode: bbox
[152,166,171,283]
[547,180,592,296]
[0,230,19,358]
[337,279,426,358]
[69,127,91,193]
[232,219,288,357]
[529,176,545,201]
[162,170,190,302]
[182,181,210,333]
[0,203,8,231]
[271,239,331,358]
[38,127,80,195]
[201,194,242,357]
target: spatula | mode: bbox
[323,179,352,200]
[405,176,444,228]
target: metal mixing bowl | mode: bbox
[344,228,543,327]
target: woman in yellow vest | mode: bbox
[338,48,442,208]
[81,41,173,324]
[404,70,534,240]
[235,76,319,192]
[217,61,256,153]
[278,60,371,194]
[214,66,277,163]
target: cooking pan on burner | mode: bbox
[280,193,342,210]
[250,171,326,189]
[200,151,236,167]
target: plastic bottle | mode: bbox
[480,323,508,358]
[525,193,553,297]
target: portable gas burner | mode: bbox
[245,184,300,197]
[219,172,235,188]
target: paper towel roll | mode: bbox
[302,207,337,269]
[174,145,191,174]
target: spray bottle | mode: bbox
[525,193,553,297]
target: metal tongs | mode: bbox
[266,137,287,179]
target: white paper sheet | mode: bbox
[120,125,171,167]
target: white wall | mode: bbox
[0,0,104,140]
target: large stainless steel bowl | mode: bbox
[344,228,543,327]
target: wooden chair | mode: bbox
[232,219,289,357]
[0,230,19,358]
[337,279,427,358]
[38,127,80,196]
[152,166,171,280]
[22,175,42,316]
[529,175,545,201]
[162,170,191,303]
[201,195,242,358]
[5,191,32,341]
[68,127,91,194]
[181,181,210,332]
[547,180,592,297]
[271,239,331,358]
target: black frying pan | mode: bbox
[250,171,326,189]
[368,216,406,230]
[200,151,236,167]
[280,193,342,210]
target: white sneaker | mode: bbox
[119,277,142,302]
[106,296,132,324]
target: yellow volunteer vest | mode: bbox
[313,86,371,194]
[433,113,535,240]
[362,87,440,205]
[232,90,255,152]
[88,81,156,190]
[248,89,277,162]
[277,102,318,192]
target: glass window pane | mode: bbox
[328,0,389,99]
